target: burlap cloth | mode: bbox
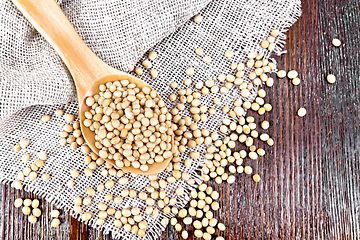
[0,0,301,239]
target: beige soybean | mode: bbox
[86,188,95,196]
[32,208,42,217]
[19,139,30,149]
[244,166,253,175]
[13,144,21,152]
[142,59,152,69]
[98,203,107,211]
[51,210,60,218]
[225,50,234,58]
[170,82,178,89]
[70,170,79,178]
[14,198,23,208]
[184,78,192,85]
[267,138,274,146]
[105,180,115,189]
[253,174,261,182]
[74,197,82,206]
[327,74,336,84]
[332,38,341,47]
[21,154,30,163]
[28,215,37,224]
[82,212,92,221]
[261,121,270,129]
[41,115,50,122]
[55,109,64,116]
[84,168,92,176]
[63,114,74,123]
[292,77,301,85]
[268,42,275,51]
[31,199,40,208]
[182,230,189,239]
[114,197,123,204]
[195,48,204,56]
[287,70,298,79]
[82,197,91,206]
[297,107,307,117]
[261,40,269,49]
[277,70,286,78]
[29,172,37,181]
[135,67,143,75]
[51,218,61,228]
[22,206,31,215]
[186,67,195,76]
[271,29,280,36]
[194,230,203,238]
[194,15,203,23]
[73,206,82,213]
[203,55,212,63]
[67,180,74,188]
[148,51,158,60]
[161,218,169,226]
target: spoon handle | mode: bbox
[12,0,110,94]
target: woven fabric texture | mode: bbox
[0,0,301,239]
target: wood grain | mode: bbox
[1,0,360,239]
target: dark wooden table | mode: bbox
[1,0,360,239]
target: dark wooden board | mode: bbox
[1,0,360,239]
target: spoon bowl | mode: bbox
[12,0,174,175]
[79,72,175,175]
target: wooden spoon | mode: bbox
[12,0,174,175]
